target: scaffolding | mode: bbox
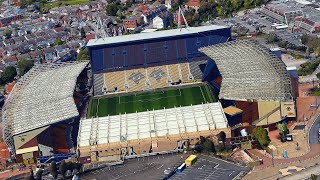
[2,61,88,156]
[77,102,228,148]
[199,40,292,101]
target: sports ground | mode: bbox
[88,84,217,117]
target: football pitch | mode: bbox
[88,84,216,117]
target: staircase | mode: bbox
[252,106,281,125]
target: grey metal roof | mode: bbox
[87,25,228,47]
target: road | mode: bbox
[309,114,320,144]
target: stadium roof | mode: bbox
[2,62,88,153]
[86,25,228,47]
[78,102,228,147]
[199,40,292,101]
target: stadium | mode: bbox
[78,25,298,163]
[2,62,89,163]
[77,25,231,162]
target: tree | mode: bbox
[217,131,226,148]
[3,30,12,39]
[203,140,215,153]
[1,66,17,83]
[311,174,318,180]
[17,59,34,76]
[49,161,58,179]
[27,169,35,180]
[77,48,89,61]
[277,123,289,136]
[266,33,278,43]
[315,47,320,57]
[59,160,67,180]
[80,28,86,39]
[54,39,64,45]
[231,0,239,11]
[217,6,224,17]
[252,127,271,149]
[35,169,43,180]
[306,47,313,56]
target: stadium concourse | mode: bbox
[2,61,89,163]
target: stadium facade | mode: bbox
[2,62,89,163]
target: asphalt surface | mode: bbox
[80,153,189,180]
[309,114,320,144]
[169,155,250,180]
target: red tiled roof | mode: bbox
[139,5,149,12]
[186,0,200,7]
[54,27,64,33]
[84,33,95,42]
[5,82,15,95]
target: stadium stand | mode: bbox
[189,59,208,80]
[78,102,229,160]
[126,68,146,92]
[2,62,88,156]
[148,66,168,89]
[180,63,191,82]
[93,74,104,96]
[168,64,180,83]
[87,25,231,96]
[105,71,126,92]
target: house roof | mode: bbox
[223,106,243,116]
[44,47,56,53]
[186,0,200,7]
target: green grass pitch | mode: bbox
[88,84,216,118]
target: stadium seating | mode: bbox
[148,65,168,89]
[189,59,207,80]
[93,73,104,96]
[167,64,180,83]
[126,68,146,91]
[105,71,125,92]
[180,63,190,82]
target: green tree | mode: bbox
[266,33,278,43]
[217,131,226,148]
[203,140,215,153]
[3,30,12,39]
[17,59,34,76]
[59,160,67,180]
[277,123,289,136]
[311,174,318,180]
[1,66,17,83]
[48,161,58,179]
[252,127,271,149]
[35,169,43,180]
[231,0,239,11]
[77,48,89,61]
[54,39,64,45]
[306,47,313,56]
[217,6,224,17]
[315,47,320,57]
[80,28,86,39]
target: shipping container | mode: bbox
[185,155,197,166]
